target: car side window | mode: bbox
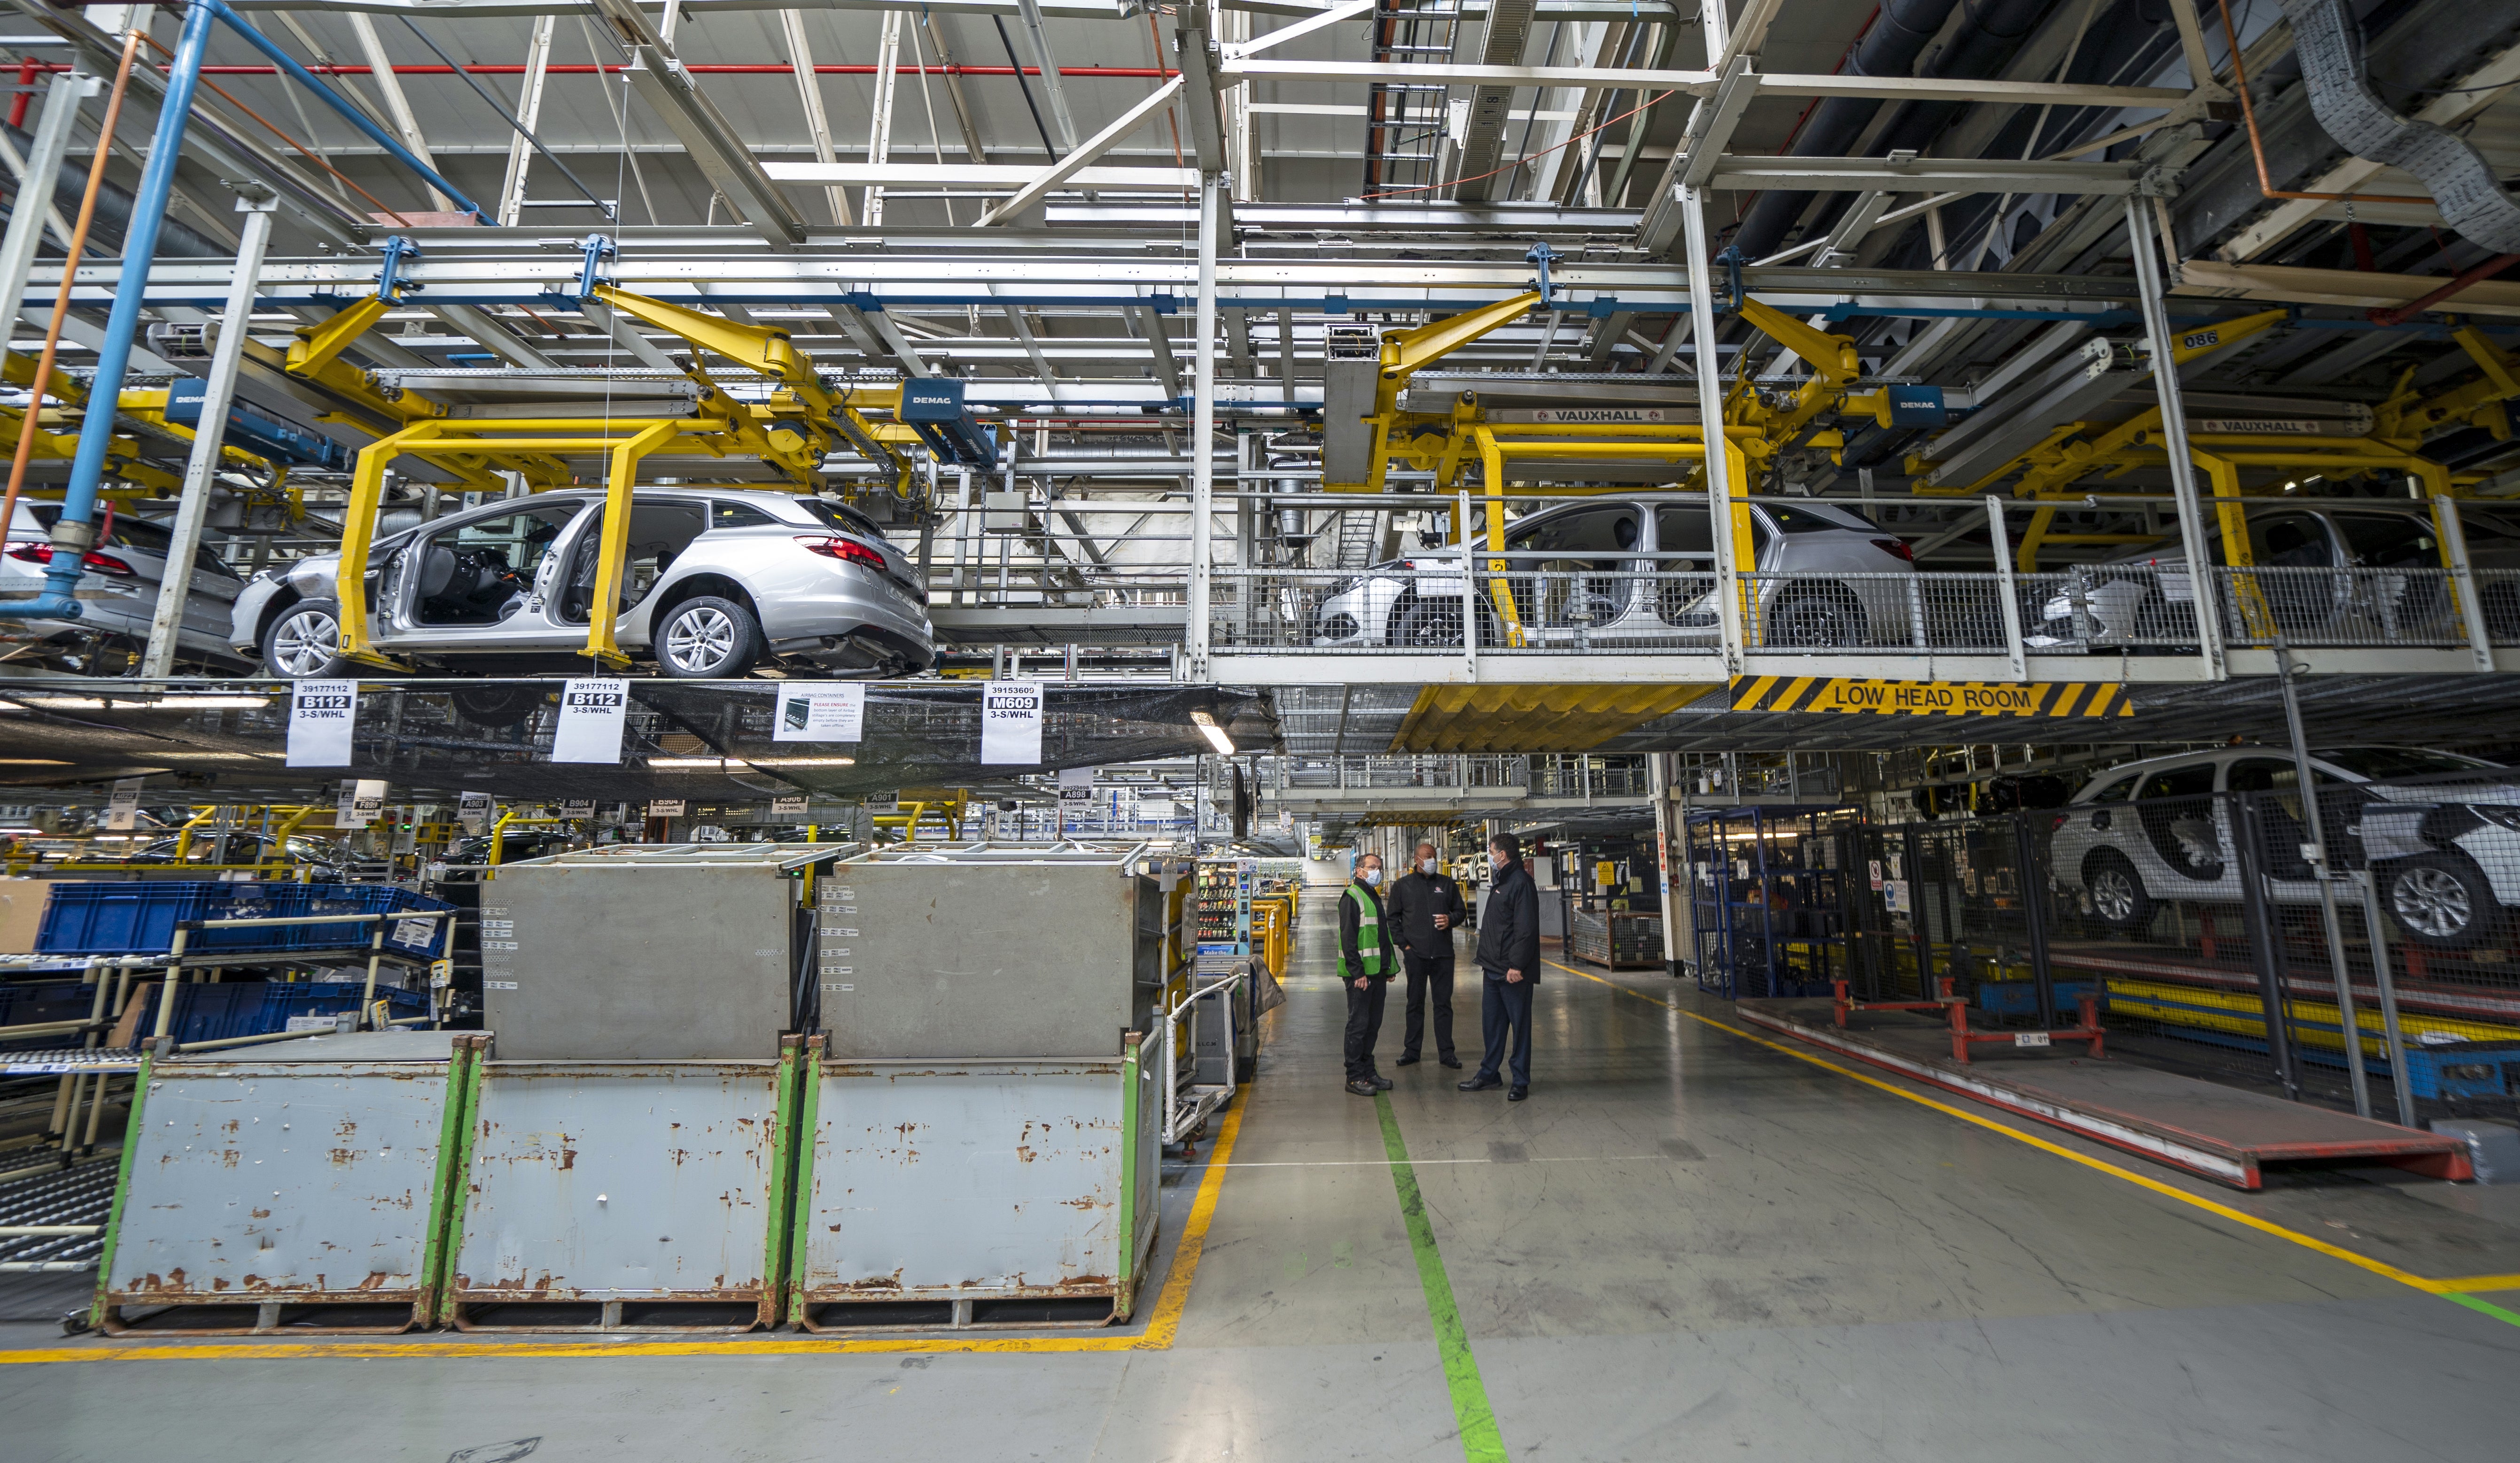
[710,500,777,529]
[2138,764,2216,800]
[1654,506,1712,561]
[2225,758,2294,794]
[2086,775,2138,804]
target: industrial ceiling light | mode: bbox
[6,694,275,710]
[748,757,857,767]
[1189,708,1235,755]
[648,755,752,770]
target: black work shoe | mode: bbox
[1395,1054,1421,1066]
[1370,1074,1394,1090]
[1346,1079,1378,1097]
[1458,1074,1502,1092]
[1507,1086,1529,1102]
[1439,1056,1463,1069]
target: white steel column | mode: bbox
[1014,0,1082,152]
[347,14,457,212]
[495,15,556,227]
[1188,172,1221,676]
[1680,185,1745,669]
[0,70,93,353]
[140,193,279,680]
[781,9,855,226]
[2124,196,2225,680]
[863,10,904,225]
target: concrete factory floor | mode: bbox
[7,898,2520,1461]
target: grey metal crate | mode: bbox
[444,1052,797,1332]
[486,843,851,1061]
[95,1032,470,1335]
[818,842,1174,1061]
[791,1052,1159,1330]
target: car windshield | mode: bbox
[2313,747,2503,780]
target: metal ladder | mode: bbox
[1362,0,1462,198]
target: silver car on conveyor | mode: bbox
[231,487,933,679]
[1308,493,1917,649]
[4,500,254,674]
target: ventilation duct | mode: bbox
[2281,0,2520,254]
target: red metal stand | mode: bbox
[1833,976,1958,1027]
[1948,992,2105,1063]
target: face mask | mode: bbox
[1492,851,1510,871]
[1361,867,1382,886]
[1419,858,1438,875]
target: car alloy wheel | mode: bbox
[2391,864,2473,941]
[271,607,341,676]
[665,605,739,673]
[2089,866,2140,924]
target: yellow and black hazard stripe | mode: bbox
[1729,676,2133,717]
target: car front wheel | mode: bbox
[655,595,764,678]
[262,599,352,679]
[2084,851,2156,935]
[2384,852,2498,949]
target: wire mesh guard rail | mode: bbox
[1207,562,2520,656]
[1688,774,2520,1126]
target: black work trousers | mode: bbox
[1400,950,1456,1061]
[1476,973,1534,1089]
[1343,977,1388,1082]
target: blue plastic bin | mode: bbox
[35,883,234,956]
[124,980,431,1043]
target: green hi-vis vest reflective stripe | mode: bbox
[1340,883,1389,980]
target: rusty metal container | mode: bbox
[486,844,851,1061]
[93,1031,476,1336]
[441,1041,801,1332]
[789,1042,1159,1331]
[818,841,1170,1060]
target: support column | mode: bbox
[140,191,279,680]
[0,70,93,350]
[1188,172,1220,677]
[863,9,904,225]
[1680,186,1744,669]
[2125,196,2224,680]
[1650,753,1684,979]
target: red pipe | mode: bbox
[2367,252,2520,327]
[6,56,33,129]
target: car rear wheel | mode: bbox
[2384,852,2497,949]
[2083,851,2156,934]
[262,599,352,679]
[656,595,764,678]
[1764,586,1867,648]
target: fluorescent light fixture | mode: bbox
[9,694,274,709]
[648,756,751,770]
[749,757,857,767]
[1188,708,1235,755]
[0,758,69,766]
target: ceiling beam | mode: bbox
[975,76,1188,225]
[1450,0,1540,204]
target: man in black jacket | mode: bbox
[1386,841,1467,1068]
[1461,833,1541,1100]
[1337,852,1399,1097]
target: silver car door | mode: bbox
[390,499,590,651]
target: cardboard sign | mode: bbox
[552,677,630,763]
[337,778,386,830]
[286,679,357,766]
[104,777,144,832]
[773,682,867,742]
[980,679,1045,765]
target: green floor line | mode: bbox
[2442,1292,2520,1329]
[1375,1092,1511,1463]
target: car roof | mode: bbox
[2072,744,2484,790]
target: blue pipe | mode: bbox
[2,0,485,624]
[203,0,488,223]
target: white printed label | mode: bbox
[2014,1032,2053,1048]
[485,980,520,990]
[390,918,435,949]
[980,679,1045,765]
[552,677,630,763]
[457,791,495,835]
[770,796,808,817]
[287,679,358,767]
[104,777,144,832]
[773,681,867,742]
[337,778,386,830]
[648,799,687,819]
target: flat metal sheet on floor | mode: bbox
[1735,996,2469,1189]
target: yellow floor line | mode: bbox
[1546,960,2519,1310]
[0,1092,1252,1366]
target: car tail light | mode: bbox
[6,541,136,576]
[2052,813,2071,831]
[1870,537,1914,562]
[796,535,887,570]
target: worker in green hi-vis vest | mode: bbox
[1338,851,1399,1097]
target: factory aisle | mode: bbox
[4,900,2516,1460]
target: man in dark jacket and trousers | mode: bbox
[1386,841,1467,1068]
[1338,851,1399,1097]
[1461,833,1541,1100]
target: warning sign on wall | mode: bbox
[1729,676,2132,718]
